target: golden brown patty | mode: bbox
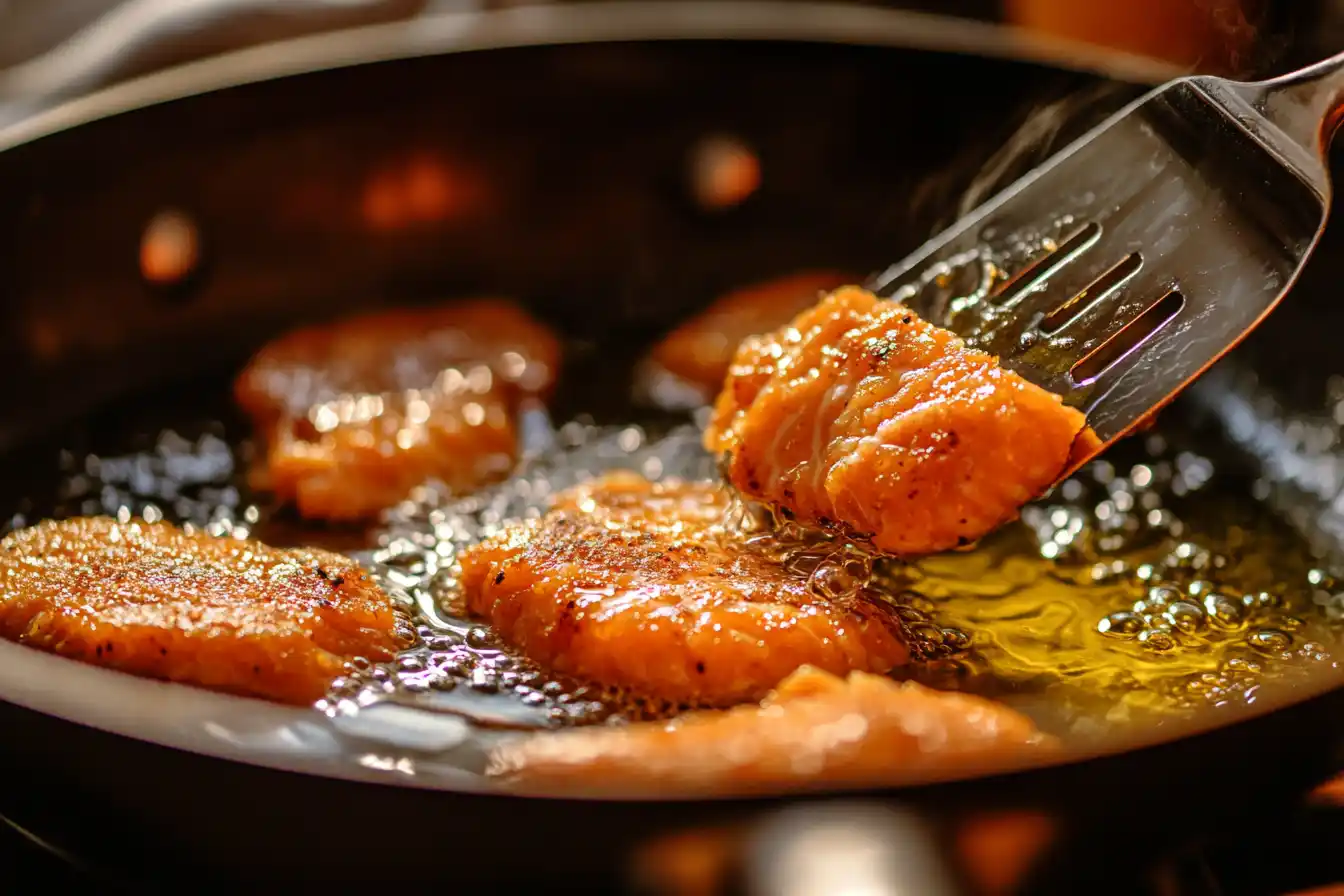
[489,665,1056,796]
[641,271,852,407]
[0,517,403,704]
[235,299,561,521]
[458,472,909,707]
[705,286,1092,555]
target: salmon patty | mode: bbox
[0,517,403,704]
[638,271,852,409]
[236,299,561,521]
[457,472,909,706]
[705,286,1091,555]
[489,665,1056,795]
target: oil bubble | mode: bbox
[1164,601,1207,636]
[1246,629,1293,655]
[1098,611,1144,639]
[1202,593,1246,629]
[1138,628,1176,651]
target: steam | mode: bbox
[946,82,1129,226]
[906,80,1135,240]
[1196,0,1268,76]
[914,0,1278,237]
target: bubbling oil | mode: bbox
[888,436,1340,732]
[330,418,1341,735]
[10,406,1340,740]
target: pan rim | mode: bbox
[0,627,1339,801]
[0,1,1182,156]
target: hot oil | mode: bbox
[863,197,1344,733]
[888,436,1339,733]
[847,87,1340,733]
[4,386,1340,743]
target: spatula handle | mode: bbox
[1243,49,1344,157]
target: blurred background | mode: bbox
[0,0,1311,131]
[1,2,1343,894]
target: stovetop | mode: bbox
[0,817,97,889]
[4,786,1339,894]
[1155,797,1344,896]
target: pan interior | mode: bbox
[0,39,1340,799]
[3,352,1340,795]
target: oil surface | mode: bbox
[5,394,1339,742]
[894,434,1339,733]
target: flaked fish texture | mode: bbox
[0,517,406,704]
[235,299,561,521]
[458,471,909,707]
[705,287,1092,555]
[489,665,1056,796]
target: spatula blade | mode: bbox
[870,78,1330,443]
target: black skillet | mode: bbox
[1,3,1343,893]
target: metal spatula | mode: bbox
[870,51,1344,468]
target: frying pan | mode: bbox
[0,3,1341,893]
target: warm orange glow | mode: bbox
[691,135,761,210]
[139,210,200,285]
[629,826,737,896]
[361,170,404,231]
[1311,772,1344,806]
[956,810,1056,896]
[1005,0,1261,73]
[360,153,478,232]
[27,318,63,361]
[404,155,457,222]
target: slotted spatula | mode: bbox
[869,51,1344,469]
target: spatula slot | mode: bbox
[1069,289,1184,386]
[991,221,1101,307]
[1043,252,1144,333]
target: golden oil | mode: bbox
[32,415,1340,739]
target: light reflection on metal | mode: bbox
[0,3,1192,142]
